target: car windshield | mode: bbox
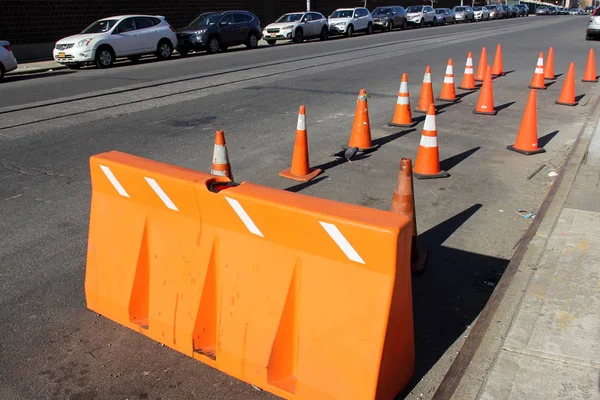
[454,7,466,11]
[473,6,482,10]
[435,9,444,14]
[82,19,118,33]
[373,7,393,14]
[188,13,222,27]
[276,13,304,22]
[330,10,353,18]
[487,5,496,9]
[406,6,423,13]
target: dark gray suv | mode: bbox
[176,10,262,55]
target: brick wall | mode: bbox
[1,0,463,47]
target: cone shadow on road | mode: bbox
[396,204,509,398]
[439,147,480,172]
[372,128,416,147]
[312,152,371,172]
[538,130,559,148]
[495,101,516,113]
[553,73,564,79]
[456,91,476,100]
[494,69,516,77]
[411,109,446,124]
[284,175,329,193]
[575,94,586,102]
[544,81,557,89]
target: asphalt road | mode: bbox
[0,15,596,400]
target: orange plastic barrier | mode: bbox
[86,151,415,400]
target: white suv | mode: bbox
[263,12,329,44]
[406,5,436,28]
[328,8,373,37]
[0,40,18,80]
[53,15,177,69]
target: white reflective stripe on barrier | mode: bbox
[225,196,264,237]
[100,165,130,198]
[319,221,365,264]
[145,177,179,211]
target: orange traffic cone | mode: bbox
[279,106,322,181]
[507,89,545,155]
[414,104,449,179]
[544,46,556,80]
[473,65,497,115]
[556,62,578,106]
[458,52,477,90]
[582,48,598,82]
[390,158,427,274]
[529,52,546,90]
[475,47,488,82]
[211,130,233,180]
[415,66,435,114]
[389,73,418,127]
[437,59,459,102]
[491,44,504,77]
[346,89,377,151]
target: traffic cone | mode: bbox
[458,52,477,90]
[413,104,449,179]
[389,73,418,127]
[582,48,598,82]
[279,106,322,181]
[390,158,427,274]
[544,46,556,80]
[475,47,488,82]
[491,44,504,77]
[211,130,233,180]
[529,52,546,90]
[556,62,578,106]
[345,89,377,151]
[473,65,497,115]
[437,59,459,102]
[507,89,545,155]
[415,66,435,114]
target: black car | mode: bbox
[371,6,407,31]
[176,10,262,55]
[514,4,529,16]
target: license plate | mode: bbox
[270,33,277,37]
[58,52,65,58]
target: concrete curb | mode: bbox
[432,92,600,399]
[7,64,67,76]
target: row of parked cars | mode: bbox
[536,6,586,15]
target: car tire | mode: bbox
[156,40,173,61]
[207,36,221,53]
[66,63,81,70]
[246,33,259,49]
[419,19,425,28]
[401,20,407,30]
[128,55,141,64]
[266,39,276,45]
[367,22,373,34]
[0,64,5,81]
[388,21,394,31]
[345,25,354,37]
[95,46,114,69]
[586,34,592,40]
[320,27,329,40]
[293,28,304,43]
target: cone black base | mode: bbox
[413,107,431,114]
[544,76,557,80]
[458,86,478,90]
[473,109,498,116]
[387,121,418,128]
[414,170,450,179]
[582,79,598,83]
[555,100,578,107]
[507,145,546,155]
[279,168,322,182]
[492,73,504,77]
[411,247,428,275]
[436,97,460,103]
[528,85,547,90]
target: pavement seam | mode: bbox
[501,346,600,370]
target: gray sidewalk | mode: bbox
[441,112,600,399]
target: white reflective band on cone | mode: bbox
[465,67,474,74]
[445,65,453,75]
[211,169,227,177]
[212,145,228,164]
[444,76,454,84]
[420,135,438,148]
[466,58,473,67]
[423,114,436,132]
[399,81,409,93]
[397,95,409,105]
[535,68,544,74]
[423,73,431,83]
[297,113,306,131]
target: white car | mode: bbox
[0,40,18,80]
[263,11,329,44]
[473,6,491,21]
[53,15,177,69]
[328,8,374,37]
[406,5,436,28]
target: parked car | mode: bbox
[328,8,373,37]
[371,6,407,31]
[496,4,509,18]
[486,5,499,19]
[263,11,328,44]
[406,5,436,27]
[515,4,529,16]
[473,6,490,21]
[435,8,455,25]
[508,6,518,17]
[587,7,600,39]
[453,6,475,22]
[569,8,580,15]
[177,11,261,55]
[0,40,18,80]
[53,15,176,69]
[536,6,550,15]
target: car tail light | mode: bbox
[2,44,11,52]
[169,25,175,32]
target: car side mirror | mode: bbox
[302,17,308,22]
[113,28,121,34]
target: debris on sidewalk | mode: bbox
[548,171,558,177]
[516,208,536,219]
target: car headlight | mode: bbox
[194,29,207,35]
[281,25,295,30]
[76,38,93,47]
[336,21,347,26]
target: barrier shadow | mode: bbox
[372,128,416,147]
[396,204,509,398]
[439,147,480,171]
[284,175,329,193]
[538,130,559,148]
[496,101,516,113]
